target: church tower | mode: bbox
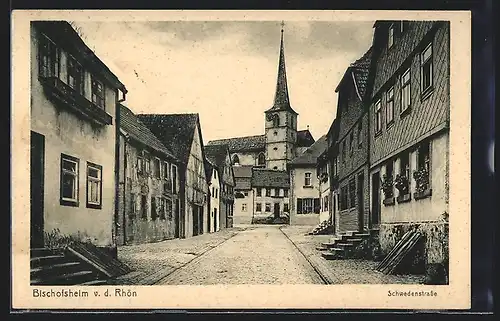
[264,21,298,171]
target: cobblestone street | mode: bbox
[158,225,324,285]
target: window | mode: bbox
[211,187,215,197]
[273,166,278,170]
[91,76,105,109]
[144,155,151,174]
[151,197,157,221]
[388,24,394,48]
[340,186,349,211]
[159,198,166,220]
[86,162,102,209]
[400,68,411,113]
[171,164,177,194]
[258,153,265,166]
[39,34,60,78]
[265,188,271,197]
[284,189,288,197]
[265,203,271,212]
[342,140,347,161]
[256,203,262,212]
[399,21,405,33]
[232,154,240,165]
[216,189,219,198]
[270,188,275,197]
[242,203,247,212]
[303,198,314,213]
[60,154,79,206]
[273,147,278,151]
[421,42,433,94]
[275,188,280,196]
[375,99,382,133]
[386,86,395,125]
[304,173,312,187]
[67,56,84,94]
[273,131,278,136]
[387,160,394,179]
[348,178,356,208]
[323,195,329,211]
[333,157,338,177]
[417,141,431,172]
[256,188,262,197]
[141,195,147,220]
[283,203,289,213]
[154,158,161,178]
[273,114,280,127]
[349,132,354,154]
[357,122,363,147]
[163,162,170,180]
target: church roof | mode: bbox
[289,135,328,167]
[207,128,314,152]
[207,134,265,152]
[251,168,290,188]
[265,23,298,115]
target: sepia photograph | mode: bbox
[12,10,471,310]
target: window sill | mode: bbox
[397,193,411,203]
[386,121,395,131]
[303,185,314,189]
[374,130,382,138]
[383,197,395,206]
[400,106,412,118]
[87,203,102,210]
[60,199,79,207]
[414,188,432,200]
[421,86,434,101]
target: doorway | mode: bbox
[30,131,45,248]
[273,203,280,219]
[371,172,381,228]
[357,173,365,232]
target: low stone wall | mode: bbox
[379,220,449,284]
[233,215,252,225]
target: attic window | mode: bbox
[388,24,395,49]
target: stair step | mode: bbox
[30,261,81,274]
[336,243,354,247]
[346,238,363,242]
[32,270,96,285]
[30,255,66,268]
[353,233,370,237]
[321,242,337,248]
[31,248,63,257]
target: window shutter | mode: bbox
[297,198,303,214]
[314,198,320,214]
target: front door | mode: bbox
[273,203,280,219]
[371,172,380,228]
[30,131,45,248]
[357,174,365,232]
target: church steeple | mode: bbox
[266,21,298,115]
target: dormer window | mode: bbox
[388,24,395,49]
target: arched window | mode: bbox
[273,114,280,127]
[232,154,240,165]
[257,153,265,166]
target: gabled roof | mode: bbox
[137,113,201,165]
[251,169,290,188]
[297,129,315,147]
[204,158,217,183]
[289,135,328,167]
[335,46,373,100]
[207,134,265,152]
[119,104,178,161]
[204,144,231,168]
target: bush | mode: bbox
[44,228,96,249]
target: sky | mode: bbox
[72,20,375,143]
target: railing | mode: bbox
[40,76,112,126]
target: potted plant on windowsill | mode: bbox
[394,174,411,203]
[413,168,432,200]
[381,174,395,206]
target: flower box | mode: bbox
[414,188,432,200]
[397,193,411,203]
[383,197,395,206]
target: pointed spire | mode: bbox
[267,21,298,114]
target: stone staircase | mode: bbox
[30,248,108,285]
[317,231,372,260]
